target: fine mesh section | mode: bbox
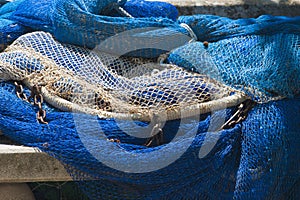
[0,31,246,121]
[168,33,300,103]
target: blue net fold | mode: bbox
[177,14,300,42]
[0,0,29,50]
[8,0,184,57]
[168,33,300,102]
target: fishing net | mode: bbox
[8,0,187,58]
[168,33,300,102]
[0,31,246,121]
[0,0,29,51]
[0,0,299,199]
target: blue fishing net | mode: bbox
[168,33,300,102]
[8,0,186,57]
[0,81,242,199]
[0,0,29,51]
[122,0,178,20]
[0,0,299,199]
[0,80,299,199]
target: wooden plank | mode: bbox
[161,0,300,18]
[0,145,72,183]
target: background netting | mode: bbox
[5,0,189,58]
[168,33,300,102]
[0,0,299,199]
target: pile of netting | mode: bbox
[0,0,299,199]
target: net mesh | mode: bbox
[168,33,300,103]
[0,31,246,121]
[0,0,299,199]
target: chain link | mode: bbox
[14,81,28,102]
[144,100,254,146]
[14,82,48,124]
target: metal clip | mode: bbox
[219,100,255,130]
[144,113,164,147]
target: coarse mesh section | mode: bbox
[0,31,247,121]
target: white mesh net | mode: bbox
[0,32,247,121]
